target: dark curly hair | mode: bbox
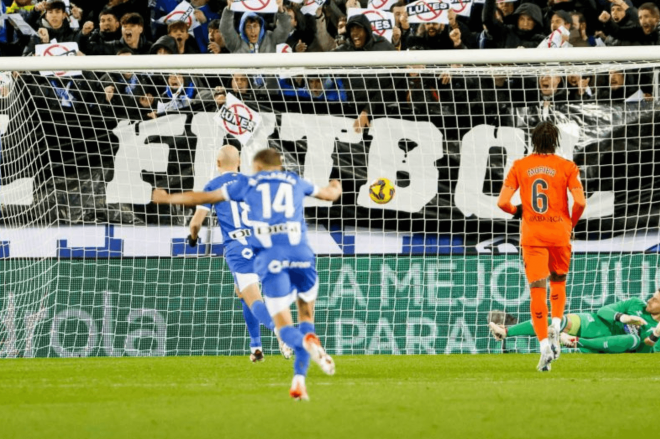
[531,121,560,154]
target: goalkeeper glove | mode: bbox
[645,322,660,346]
[615,313,646,326]
[512,205,523,220]
[187,234,198,248]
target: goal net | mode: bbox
[1,52,659,358]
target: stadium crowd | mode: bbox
[0,0,655,130]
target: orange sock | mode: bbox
[550,281,567,320]
[530,287,548,341]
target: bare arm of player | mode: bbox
[570,186,587,229]
[497,186,518,216]
[151,188,225,206]
[314,180,342,202]
[189,208,208,240]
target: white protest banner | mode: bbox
[158,1,200,30]
[368,0,399,10]
[230,0,278,14]
[301,0,324,15]
[61,0,80,29]
[214,93,262,146]
[450,0,472,18]
[35,42,81,77]
[347,8,394,42]
[406,0,449,24]
[7,14,39,37]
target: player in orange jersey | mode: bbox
[497,121,587,372]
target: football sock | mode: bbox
[530,287,549,341]
[577,334,639,353]
[506,316,569,337]
[249,300,276,332]
[295,322,314,376]
[280,325,309,376]
[298,321,315,335]
[241,299,261,348]
[550,281,567,323]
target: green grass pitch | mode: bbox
[1,354,658,439]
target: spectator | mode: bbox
[79,10,121,55]
[595,1,637,45]
[407,10,469,50]
[220,0,291,53]
[167,21,199,54]
[334,14,395,51]
[482,0,545,48]
[6,0,35,17]
[190,0,221,53]
[390,0,411,51]
[150,34,178,55]
[89,12,152,55]
[537,10,572,48]
[542,0,598,38]
[104,0,153,40]
[600,1,660,45]
[284,4,316,52]
[24,1,80,56]
[207,19,229,53]
[148,73,199,118]
[596,70,646,103]
[566,74,595,101]
[278,75,347,101]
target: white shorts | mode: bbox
[233,272,259,293]
[263,281,319,316]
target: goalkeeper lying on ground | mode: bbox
[489,290,660,353]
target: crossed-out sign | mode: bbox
[347,8,395,42]
[230,0,278,13]
[158,1,201,30]
[407,0,473,23]
[367,0,399,10]
[301,0,324,15]
[35,42,82,77]
[214,92,262,146]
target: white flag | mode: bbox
[406,0,449,24]
[214,93,262,146]
[449,0,473,18]
[301,0,324,15]
[230,0,279,14]
[35,42,82,77]
[277,43,292,53]
[158,1,200,31]
[367,0,399,10]
[347,8,395,43]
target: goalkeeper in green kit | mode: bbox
[489,290,660,353]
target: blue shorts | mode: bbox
[253,244,318,315]
[224,242,257,292]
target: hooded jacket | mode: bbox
[332,14,395,51]
[150,35,179,55]
[482,0,545,48]
[220,7,292,53]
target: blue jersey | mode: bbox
[222,171,319,250]
[199,172,252,246]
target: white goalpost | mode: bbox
[1,48,660,358]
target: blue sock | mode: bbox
[299,321,315,335]
[250,300,275,332]
[241,299,261,348]
[296,322,314,376]
[280,325,309,376]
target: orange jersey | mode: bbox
[503,154,582,247]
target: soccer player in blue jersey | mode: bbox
[153,148,342,400]
[187,145,292,362]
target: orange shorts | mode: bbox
[521,246,572,283]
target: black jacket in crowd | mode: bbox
[482,0,546,49]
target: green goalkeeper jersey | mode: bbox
[597,298,660,353]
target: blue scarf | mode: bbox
[122,74,139,96]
